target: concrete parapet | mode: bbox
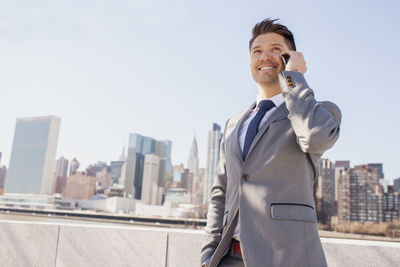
[322,238,400,267]
[0,222,59,267]
[56,225,167,267]
[0,221,399,266]
[167,231,204,267]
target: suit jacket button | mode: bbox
[241,174,248,181]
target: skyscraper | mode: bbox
[172,164,184,188]
[118,163,127,187]
[141,154,161,205]
[187,135,199,177]
[155,140,173,187]
[338,165,384,224]
[110,161,125,184]
[124,134,172,200]
[315,159,335,224]
[368,163,384,179]
[394,178,400,192]
[180,168,193,193]
[204,123,222,204]
[192,167,206,204]
[53,157,69,194]
[125,133,156,199]
[111,147,126,184]
[383,185,400,221]
[334,160,350,204]
[69,158,80,176]
[119,147,127,162]
[5,116,61,195]
[335,161,350,169]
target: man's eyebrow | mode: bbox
[251,45,261,51]
[251,43,284,50]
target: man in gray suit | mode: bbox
[201,18,341,267]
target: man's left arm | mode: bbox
[278,70,342,154]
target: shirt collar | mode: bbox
[256,93,284,108]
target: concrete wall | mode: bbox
[0,221,399,267]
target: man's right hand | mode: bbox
[281,51,307,74]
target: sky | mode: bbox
[0,0,399,181]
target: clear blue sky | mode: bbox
[0,0,399,181]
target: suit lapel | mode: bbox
[233,102,256,163]
[245,102,289,161]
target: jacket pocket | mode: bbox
[222,211,229,227]
[270,203,316,223]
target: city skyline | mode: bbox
[0,1,399,182]
[0,115,398,184]
[0,116,398,228]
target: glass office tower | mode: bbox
[125,134,156,199]
[5,116,61,195]
[204,123,222,204]
[124,134,173,200]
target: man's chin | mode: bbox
[256,76,279,86]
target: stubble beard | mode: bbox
[255,72,280,90]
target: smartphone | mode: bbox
[281,54,290,67]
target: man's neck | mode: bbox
[257,82,281,99]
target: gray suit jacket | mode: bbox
[201,71,341,267]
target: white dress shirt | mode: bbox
[232,92,285,241]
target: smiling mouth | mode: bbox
[258,66,276,71]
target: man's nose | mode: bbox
[259,51,274,60]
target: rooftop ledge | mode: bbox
[0,219,400,267]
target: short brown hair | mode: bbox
[249,18,296,51]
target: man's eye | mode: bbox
[253,50,261,54]
[272,47,282,52]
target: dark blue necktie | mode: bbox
[242,100,275,160]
